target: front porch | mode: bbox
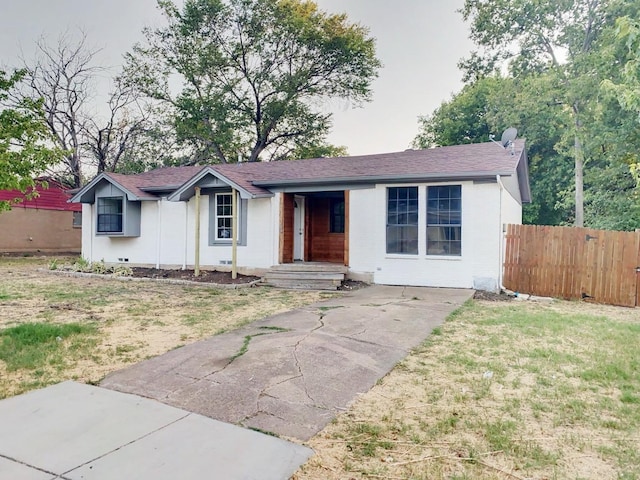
[270,191,349,290]
[279,191,349,266]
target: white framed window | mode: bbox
[93,183,140,237]
[208,192,247,246]
[215,193,233,240]
[427,185,461,255]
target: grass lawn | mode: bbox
[2,256,639,479]
[0,256,329,398]
[295,299,640,480]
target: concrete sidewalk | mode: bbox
[0,381,311,480]
[102,285,472,441]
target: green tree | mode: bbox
[413,77,502,148]
[413,75,574,226]
[414,0,640,229]
[0,70,63,210]
[602,15,640,186]
[459,0,633,227]
[124,0,380,163]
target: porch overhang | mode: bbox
[167,166,273,201]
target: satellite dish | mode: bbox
[501,127,518,148]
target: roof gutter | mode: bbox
[140,185,185,192]
[252,170,515,188]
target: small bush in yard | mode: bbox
[68,258,132,277]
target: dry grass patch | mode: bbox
[0,257,330,398]
[296,299,640,480]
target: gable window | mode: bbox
[387,187,418,254]
[215,193,233,240]
[97,197,123,233]
[427,185,461,256]
[329,198,345,233]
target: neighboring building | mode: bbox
[0,179,82,254]
[70,140,531,291]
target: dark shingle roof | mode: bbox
[212,140,525,191]
[105,166,205,199]
[79,140,526,201]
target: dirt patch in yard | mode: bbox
[4,256,638,479]
[130,267,260,284]
[473,289,515,301]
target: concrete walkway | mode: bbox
[102,285,472,441]
[0,285,471,479]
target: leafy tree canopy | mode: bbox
[124,0,381,163]
[0,70,63,211]
[602,15,640,187]
[414,0,640,230]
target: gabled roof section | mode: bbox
[69,166,206,203]
[168,166,272,202]
[517,146,532,203]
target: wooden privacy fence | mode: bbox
[503,224,640,307]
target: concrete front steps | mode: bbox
[262,263,348,290]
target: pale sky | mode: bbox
[0,0,473,156]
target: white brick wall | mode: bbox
[82,179,521,289]
[83,195,274,271]
[349,180,515,290]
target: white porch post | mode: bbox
[194,186,201,276]
[232,188,238,279]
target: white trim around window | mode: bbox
[208,192,248,246]
[214,192,234,241]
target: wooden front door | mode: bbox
[306,193,346,264]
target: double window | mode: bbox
[97,197,123,233]
[385,185,462,256]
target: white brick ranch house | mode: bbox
[70,140,531,291]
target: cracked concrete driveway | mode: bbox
[101,285,472,441]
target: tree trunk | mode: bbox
[573,104,584,227]
[71,153,83,189]
[574,132,584,227]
